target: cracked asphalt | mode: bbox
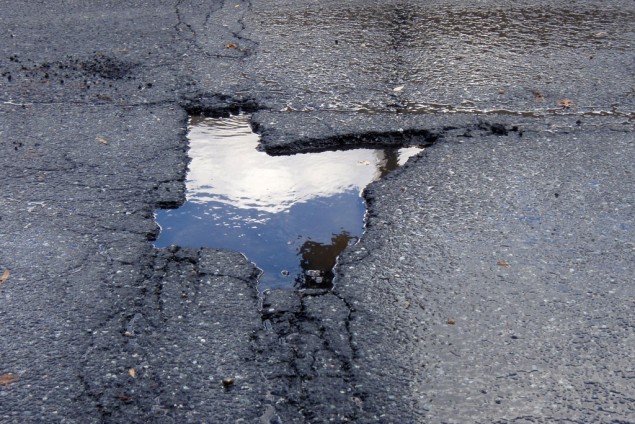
[1,1,634,423]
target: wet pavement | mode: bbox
[1,1,634,423]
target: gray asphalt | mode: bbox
[1,1,634,423]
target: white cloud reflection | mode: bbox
[186,115,422,214]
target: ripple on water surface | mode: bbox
[154,114,422,290]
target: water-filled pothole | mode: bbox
[154,114,422,290]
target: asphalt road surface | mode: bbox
[1,1,634,423]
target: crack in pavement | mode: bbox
[174,0,257,60]
[256,288,361,422]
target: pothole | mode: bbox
[154,114,423,290]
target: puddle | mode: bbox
[154,114,422,290]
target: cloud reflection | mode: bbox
[187,115,418,213]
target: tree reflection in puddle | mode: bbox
[154,114,422,290]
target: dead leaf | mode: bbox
[128,368,136,379]
[447,319,456,325]
[557,99,574,109]
[96,136,109,145]
[225,43,238,49]
[497,260,511,267]
[532,90,545,102]
[222,377,235,387]
[117,393,132,402]
[0,373,17,386]
[0,269,10,285]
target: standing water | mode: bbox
[154,114,422,290]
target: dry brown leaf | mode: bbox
[497,260,511,267]
[225,43,238,49]
[96,136,109,145]
[0,373,17,386]
[128,368,136,379]
[447,319,456,325]
[0,269,10,285]
[557,98,574,109]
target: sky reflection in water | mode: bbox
[155,115,422,290]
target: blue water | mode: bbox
[154,114,422,290]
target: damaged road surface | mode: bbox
[1,1,634,423]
